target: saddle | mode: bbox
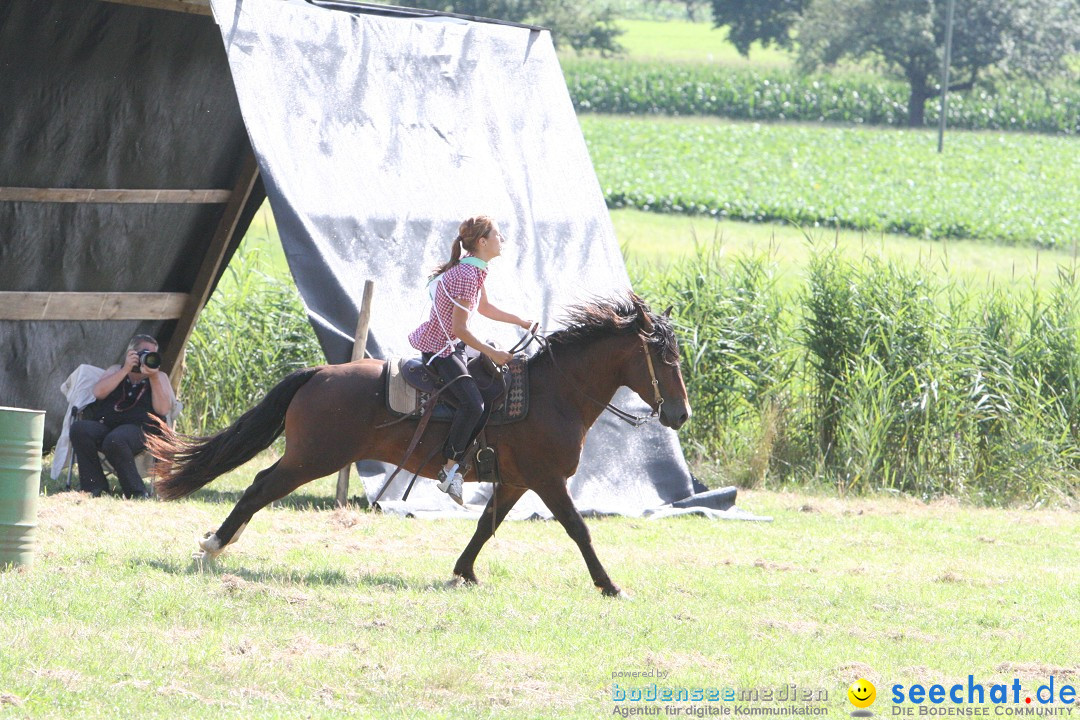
[373,353,529,500]
[384,353,530,425]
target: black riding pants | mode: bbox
[423,350,485,463]
[70,420,149,498]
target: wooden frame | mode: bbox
[160,153,261,373]
[0,292,188,321]
[0,188,230,204]
[97,0,212,15]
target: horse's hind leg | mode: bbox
[532,481,622,597]
[195,460,312,561]
[453,483,527,584]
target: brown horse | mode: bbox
[148,293,690,596]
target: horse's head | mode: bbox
[630,297,691,431]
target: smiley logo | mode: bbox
[848,678,877,709]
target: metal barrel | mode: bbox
[0,406,45,568]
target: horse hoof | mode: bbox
[451,572,479,586]
[197,532,224,560]
[599,585,624,598]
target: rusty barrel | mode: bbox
[0,407,44,568]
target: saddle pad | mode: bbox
[384,356,530,425]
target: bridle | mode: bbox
[518,326,664,428]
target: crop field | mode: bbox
[564,59,1080,134]
[581,115,1080,248]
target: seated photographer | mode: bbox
[69,334,175,498]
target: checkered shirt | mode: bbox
[408,261,487,357]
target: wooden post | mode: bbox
[170,346,186,396]
[335,280,375,507]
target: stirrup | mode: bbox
[437,469,465,506]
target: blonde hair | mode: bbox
[430,215,495,278]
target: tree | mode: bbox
[405,0,624,55]
[712,0,1080,128]
[796,0,1080,127]
[710,0,808,56]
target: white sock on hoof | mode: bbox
[227,522,248,547]
[198,532,223,558]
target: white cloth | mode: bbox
[51,364,105,480]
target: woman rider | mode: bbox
[407,215,533,505]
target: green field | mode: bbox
[239,199,1080,296]
[614,209,1079,293]
[613,19,793,67]
[9,455,1078,718]
[582,115,1080,248]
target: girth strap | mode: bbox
[370,375,466,506]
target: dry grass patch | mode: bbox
[832,662,880,684]
[994,663,1079,680]
[759,618,820,635]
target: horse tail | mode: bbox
[148,367,320,500]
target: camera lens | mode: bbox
[139,350,162,370]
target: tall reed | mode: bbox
[177,248,323,436]
[639,243,1080,505]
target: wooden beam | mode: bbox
[0,188,231,204]
[0,292,188,321]
[98,0,212,15]
[161,153,261,374]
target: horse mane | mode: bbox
[530,292,680,366]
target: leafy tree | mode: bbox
[713,0,1080,128]
[406,0,624,55]
[798,0,1080,127]
[710,0,808,55]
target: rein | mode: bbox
[531,329,663,428]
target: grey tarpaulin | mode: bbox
[209,0,696,516]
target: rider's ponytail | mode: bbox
[430,216,493,278]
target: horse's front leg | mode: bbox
[532,480,622,597]
[453,482,527,584]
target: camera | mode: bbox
[136,349,161,370]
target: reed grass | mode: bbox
[637,244,1080,506]
[176,247,323,437]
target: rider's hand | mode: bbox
[489,349,512,367]
[521,319,538,332]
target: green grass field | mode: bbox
[613,19,793,67]
[239,201,1080,296]
[7,454,1076,718]
[615,208,1079,287]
